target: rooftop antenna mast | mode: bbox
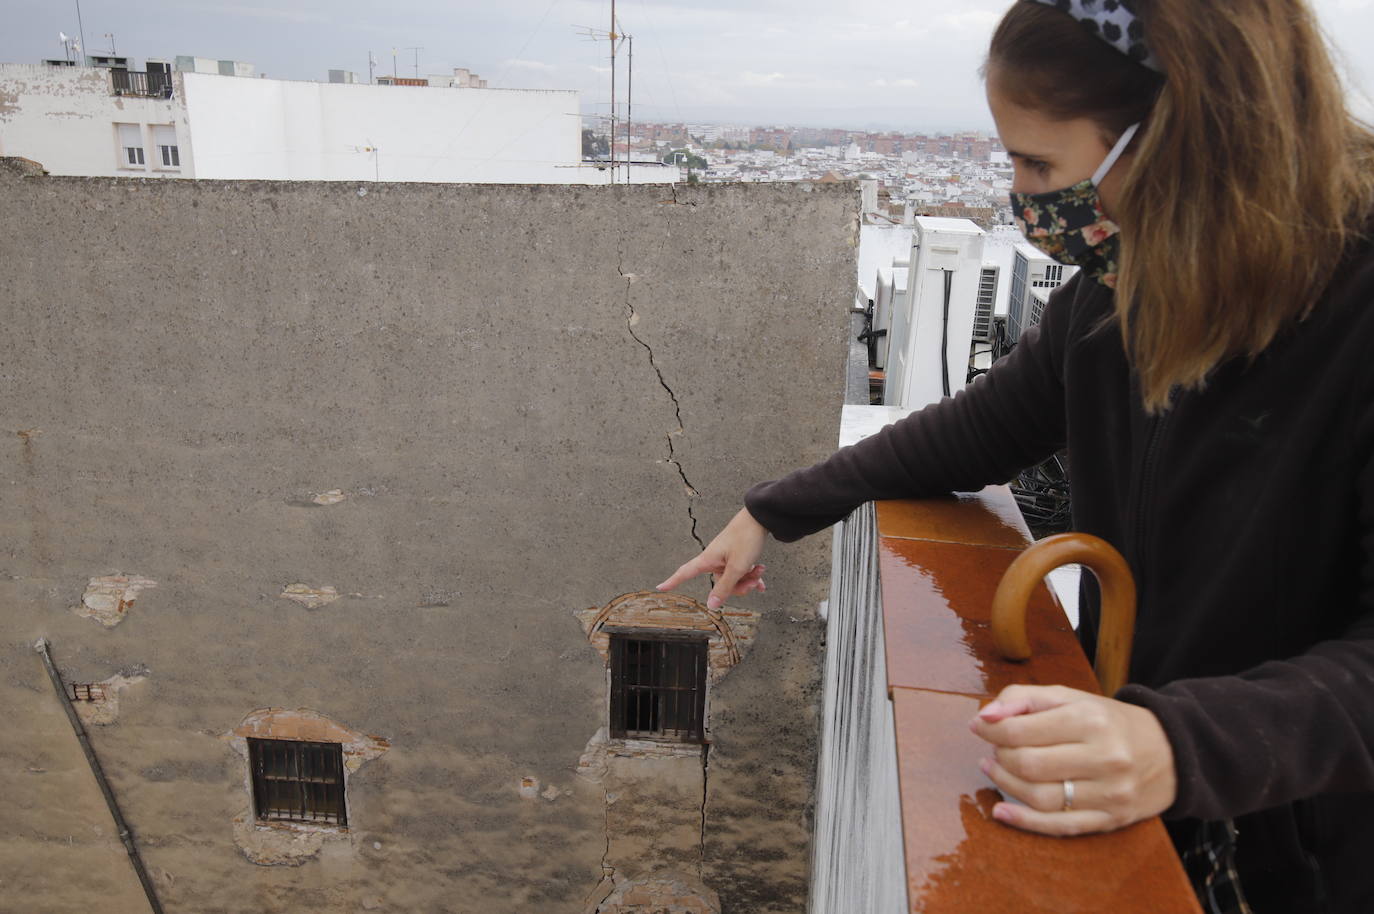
[73,0,88,65]
[103,33,116,55]
[406,46,423,78]
[574,3,629,183]
[574,15,624,183]
[609,0,618,183]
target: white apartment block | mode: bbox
[0,60,671,184]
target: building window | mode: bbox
[248,738,347,826]
[609,634,708,743]
[153,125,180,169]
[116,123,145,170]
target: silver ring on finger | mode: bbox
[1062,779,1075,812]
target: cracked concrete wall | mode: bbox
[0,158,855,913]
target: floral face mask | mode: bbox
[1010,123,1139,289]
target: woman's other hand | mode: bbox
[657,508,769,609]
[969,684,1177,836]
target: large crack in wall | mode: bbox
[699,745,710,879]
[618,254,705,551]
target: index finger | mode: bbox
[657,554,718,592]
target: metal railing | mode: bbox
[110,69,173,99]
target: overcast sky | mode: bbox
[4,0,1373,131]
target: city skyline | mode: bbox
[3,0,1373,132]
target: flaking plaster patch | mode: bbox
[587,869,721,914]
[231,814,329,867]
[280,583,339,609]
[311,489,347,505]
[224,708,391,866]
[71,669,149,725]
[72,574,157,627]
[0,89,19,123]
[577,728,611,783]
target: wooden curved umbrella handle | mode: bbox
[990,533,1137,696]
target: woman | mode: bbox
[658,1,1374,911]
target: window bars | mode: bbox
[609,635,708,744]
[247,738,347,826]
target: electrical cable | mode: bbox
[940,268,952,398]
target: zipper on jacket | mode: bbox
[1129,389,1179,619]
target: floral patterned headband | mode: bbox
[1027,0,1163,73]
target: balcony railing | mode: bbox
[110,69,173,99]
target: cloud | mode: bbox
[870,77,919,89]
[212,4,330,24]
[937,10,1000,31]
[741,70,786,86]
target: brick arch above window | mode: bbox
[574,591,759,683]
[227,707,391,772]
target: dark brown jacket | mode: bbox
[745,243,1374,913]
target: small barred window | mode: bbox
[609,634,708,744]
[248,738,347,826]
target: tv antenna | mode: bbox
[73,0,88,66]
[58,32,79,64]
[574,1,633,184]
[406,47,423,78]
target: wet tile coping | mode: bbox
[876,487,1201,913]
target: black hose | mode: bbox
[941,269,952,397]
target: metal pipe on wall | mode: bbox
[34,638,165,914]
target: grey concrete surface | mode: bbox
[0,161,857,913]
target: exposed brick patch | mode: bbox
[70,669,149,726]
[574,591,758,684]
[226,708,389,771]
[71,574,157,627]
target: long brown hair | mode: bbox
[989,0,1374,412]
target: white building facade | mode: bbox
[0,61,671,184]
